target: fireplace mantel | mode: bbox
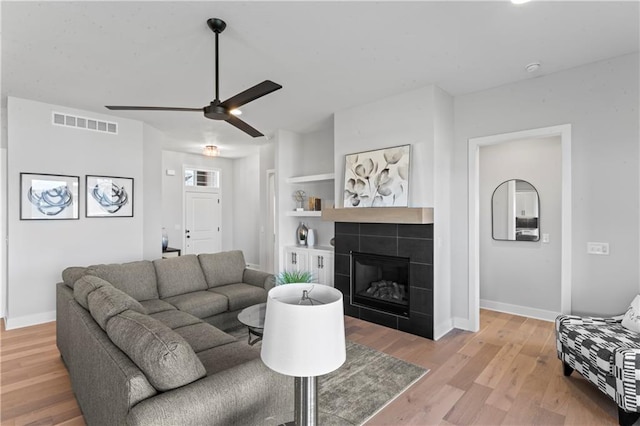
[321,206,433,224]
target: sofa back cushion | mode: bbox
[86,261,159,301]
[106,310,206,391]
[62,266,88,288]
[87,283,147,330]
[74,275,110,310]
[198,250,246,288]
[153,255,208,298]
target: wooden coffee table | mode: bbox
[237,303,266,346]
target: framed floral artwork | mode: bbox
[343,145,411,208]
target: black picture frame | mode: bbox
[86,175,134,218]
[20,172,80,220]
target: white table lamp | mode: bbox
[260,283,346,426]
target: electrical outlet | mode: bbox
[587,242,610,255]
[542,234,550,243]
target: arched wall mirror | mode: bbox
[492,179,540,241]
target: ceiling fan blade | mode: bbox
[219,80,282,110]
[226,115,264,138]
[105,106,203,112]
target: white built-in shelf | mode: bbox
[285,173,335,184]
[284,210,322,217]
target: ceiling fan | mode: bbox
[106,18,282,138]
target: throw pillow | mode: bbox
[622,295,640,333]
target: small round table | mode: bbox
[237,303,266,346]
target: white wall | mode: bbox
[142,124,164,260]
[161,150,234,252]
[334,86,436,208]
[1,148,6,318]
[233,153,260,265]
[453,53,639,320]
[7,97,145,328]
[479,137,562,314]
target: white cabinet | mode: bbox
[309,250,334,287]
[284,246,309,272]
[283,246,334,287]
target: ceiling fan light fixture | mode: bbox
[525,62,541,73]
[230,109,242,116]
[203,145,220,157]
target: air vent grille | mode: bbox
[52,112,118,134]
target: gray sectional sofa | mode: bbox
[56,250,293,425]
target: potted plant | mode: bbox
[276,270,314,285]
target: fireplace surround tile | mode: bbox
[398,237,433,264]
[398,223,434,239]
[336,234,359,255]
[360,223,397,237]
[410,263,433,290]
[359,236,398,257]
[335,222,360,235]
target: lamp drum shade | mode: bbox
[260,284,346,377]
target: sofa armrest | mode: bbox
[615,348,640,412]
[243,268,275,291]
[127,358,293,426]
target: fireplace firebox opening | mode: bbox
[350,251,410,317]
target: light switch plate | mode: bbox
[587,242,609,255]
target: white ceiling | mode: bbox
[2,1,638,158]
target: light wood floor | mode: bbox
[0,310,621,425]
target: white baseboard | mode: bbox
[480,299,558,322]
[5,310,56,330]
[433,319,454,341]
[453,316,476,331]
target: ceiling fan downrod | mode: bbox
[207,18,227,103]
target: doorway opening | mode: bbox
[467,124,572,331]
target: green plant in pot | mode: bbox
[276,270,314,285]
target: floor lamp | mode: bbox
[260,283,346,426]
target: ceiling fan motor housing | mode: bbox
[204,102,231,120]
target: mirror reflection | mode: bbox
[492,179,540,241]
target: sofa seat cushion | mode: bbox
[197,340,261,375]
[163,291,228,319]
[558,321,640,375]
[140,299,176,315]
[106,310,206,392]
[86,261,159,302]
[209,284,267,311]
[199,251,246,288]
[154,255,208,298]
[151,310,202,330]
[174,323,236,353]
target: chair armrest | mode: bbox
[614,348,640,412]
[243,268,275,291]
[556,314,622,329]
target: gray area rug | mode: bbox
[318,340,428,425]
[230,327,428,425]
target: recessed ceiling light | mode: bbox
[511,0,531,4]
[525,62,541,73]
[230,109,242,116]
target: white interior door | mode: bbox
[185,192,221,255]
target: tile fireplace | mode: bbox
[334,222,434,339]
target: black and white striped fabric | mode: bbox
[556,314,640,412]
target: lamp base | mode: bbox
[294,376,317,426]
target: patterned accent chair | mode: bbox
[556,315,640,426]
